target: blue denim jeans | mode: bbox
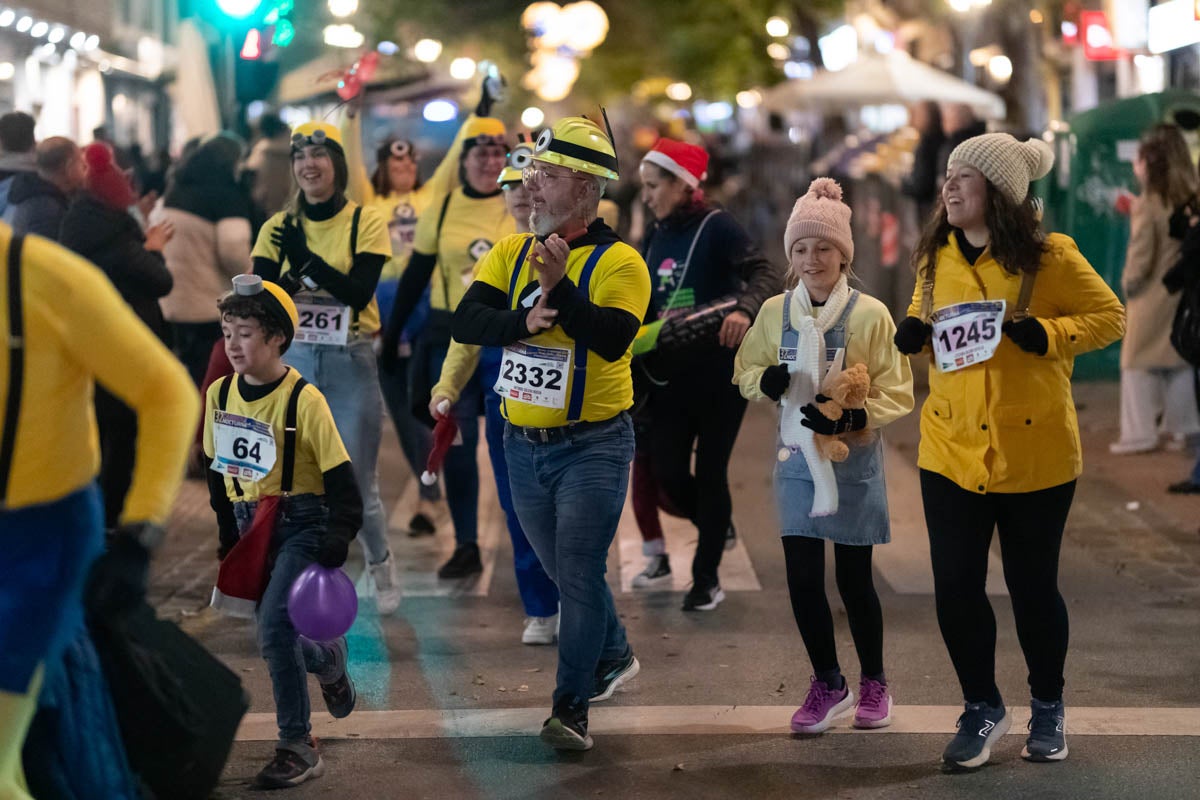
[285,337,390,565]
[234,494,342,759]
[503,413,634,706]
[423,339,481,546]
[480,349,558,617]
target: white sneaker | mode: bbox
[369,552,402,615]
[1109,439,1158,455]
[631,554,672,588]
[522,614,558,645]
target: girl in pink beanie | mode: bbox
[733,177,913,734]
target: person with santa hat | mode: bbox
[632,137,781,611]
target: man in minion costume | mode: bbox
[382,115,516,580]
[452,115,651,751]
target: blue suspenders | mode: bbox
[778,289,860,367]
[503,236,612,423]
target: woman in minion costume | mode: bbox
[343,77,502,539]
[381,112,516,580]
[251,120,403,614]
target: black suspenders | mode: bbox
[216,373,308,497]
[0,234,26,507]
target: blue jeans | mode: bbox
[234,495,342,759]
[480,349,558,618]
[503,413,634,706]
[378,355,440,502]
[423,339,481,546]
[285,337,390,565]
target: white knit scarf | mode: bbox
[779,274,850,517]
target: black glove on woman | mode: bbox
[799,397,868,435]
[759,364,791,401]
[271,217,313,273]
[893,316,931,355]
[475,72,505,117]
[1003,318,1048,355]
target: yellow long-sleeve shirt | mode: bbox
[0,227,199,522]
[734,289,915,429]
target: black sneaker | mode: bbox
[1022,699,1068,762]
[724,522,737,551]
[631,554,671,588]
[942,701,1010,771]
[319,638,356,719]
[540,696,593,751]
[591,647,640,702]
[438,543,482,579]
[255,742,324,788]
[682,582,725,612]
[407,512,436,537]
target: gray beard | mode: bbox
[530,209,566,237]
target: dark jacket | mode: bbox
[59,193,173,339]
[8,172,70,240]
[902,129,946,213]
[163,148,252,223]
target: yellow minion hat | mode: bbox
[531,116,619,181]
[463,117,507,148]
[291,121,344,154]
[498,139,534,188]
[232,274,300,346]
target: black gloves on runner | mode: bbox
[475,71,505,117]
[271,217,314,273]
[87,527,155,616]
[316,535,350,569]
[1003,317,1048,356]
[759,364,791,401]
[893,316,931,355]
[799,398,867,435]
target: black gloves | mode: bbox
[759,364,791,401]
[87,526,156,616]
[475,71,505,117]
[799,398,867,435]
[271,217,314,275]
[379,328,402,374]
[1003,317,1048,356]
[894,316,931,355]
[316,536,350,569]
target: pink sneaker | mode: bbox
[853,678,893,729]
[790,676,855,733]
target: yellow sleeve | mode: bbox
[905,266,924,319]
[342,110,378,208]
[854,299,914,429]
[202,381,218,459]
[252,211,287,262]
[1040,235,1126,360]
[300,384,351,473]
[412,190,449,256]
[431,339,482,404]
[413,114,473,208]
[733,295,782,401]
[588,244,651,321]
[353,204,392,257]
[473,234,521,293]
[48,239,199,524]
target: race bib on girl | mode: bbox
[294,296,350,346]
[211,412,277,482]
[931,300,1005,372]
[494,342,570,409]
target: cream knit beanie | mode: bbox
[948,133,1055,205]
[784,177,854,263]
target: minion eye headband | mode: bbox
[389,140,414,159]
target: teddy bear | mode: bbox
[812,362,872,462]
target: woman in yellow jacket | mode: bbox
[894,134,1125,771]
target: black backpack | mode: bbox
[1166,200,1200,367]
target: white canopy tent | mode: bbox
[764,51,1006,120]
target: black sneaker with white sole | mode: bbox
[318,638,356,719]
[631,553,671,588]
[942,701,1010,771]
[1022,699,1068,762]
[591,647,640,702]
[255,743,324,788]
[540,696,593,751]
[682,583,725,612]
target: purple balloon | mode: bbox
[287,564,358,641]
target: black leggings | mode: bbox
[782,536,884,678]
[921,469,1075,704]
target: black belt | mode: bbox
[507,413,625,445]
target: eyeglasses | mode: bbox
[521,165,590,188]
[389,140,414,160]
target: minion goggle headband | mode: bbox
[389,139,415,159]
[464,133,508,149]
[532,108,620,175]
[291,128,343,152]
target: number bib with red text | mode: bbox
[931,300,1006,372]
[494,342,570,409]
[210,411,277,482]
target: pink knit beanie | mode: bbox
[784,177,853,263]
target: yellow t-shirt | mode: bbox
[252,202,391,335]
[202,368,350,503]
[411,188,515,312]
[473,233,651,428]
[0,227,198,521]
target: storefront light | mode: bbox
[766,17,790,38]
[666,82,692,101]
[15,16,32,33]
[0,11,13,28]
[449,57,476,80]
[84,34,99,50]
[69,31,86,49]
[423,99,458,122]
[30,21,47,38]
[521,106,545,128]
[736,89,762,108]
[413,39,442,62]
[323,24,363,48]
[47,27,65,43]
[766,42,790,60]
[0,62,13,80]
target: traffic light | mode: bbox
[240,28,262,60]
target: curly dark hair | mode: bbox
[912,180,1047,280]
[217,294,292,354]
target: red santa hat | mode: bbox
[82,141,136,211]
[641,138,708,189]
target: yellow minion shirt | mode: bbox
[472,232,651,428]
[252,202,391,334]
[203,369,350,503]
[411,188,515,312]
